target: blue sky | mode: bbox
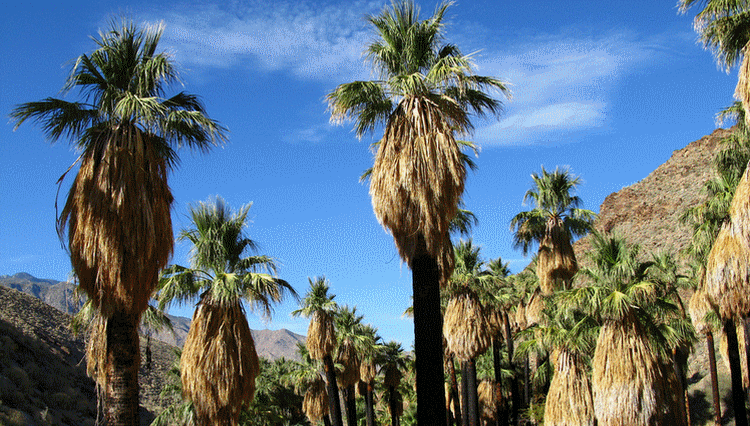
[0,0,738,348]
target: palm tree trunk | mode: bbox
[503,312,519,426]
[411,237,447,426]
[323,354,344,426]
[673,345,690,426]
[465,359,480,426]
[707,331,722,426]
[365,381,375,426]
[461,362,469,426]
[324,414,332,426]
[492,337,506,426]
[389,386,400,426]
[104,310,140,426]
[744,317,750,406]
[345,384,357,426]
[725,319,749,426]
[523,356,530,410]
[447,355,462,426]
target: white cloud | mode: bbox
[151,1,381,81]
[472,31,664,146]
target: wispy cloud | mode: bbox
[473,31,667,146]
[151,1,381,81]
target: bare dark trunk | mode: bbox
[324,414,332,426]
[448,355,462,426]
[461,362,469,426]
[105,310,140,426]
[323,355,344,426]
[411,236,447,426]
[493,337,506,426]
[707,331,722,426]
[365,381,375,426]
[725,319,748,426]
[523,356,530,410]
[389,387,401,426]
[344,384,357,426]
[503,312,519,426]
[672,345,690,426]
[466,359,480,426]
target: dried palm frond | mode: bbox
[303,377,329,424]
[484,307,505,338]
[515,303,528,332]
[736,44,750,128]
[705,165,750,319]
[384,365,403,388]
[306,311,337,360]
[525,289,545,327]
[181,298,259,426]
[537,217,578,294]
[592,313,681,426]
[478,380,496,422]
[370,95,466,285]
[544,348,594,426]
[63,128,173,315]
[86,314,108,385]
[689,289,716,335]
[359,360,377,384]
[444,291,491,361]
[336,340,360,388]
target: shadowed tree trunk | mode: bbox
[324,414,332,426]
[465,359,480,426]
[447,355,462,426]
[503,312,519,426]
[105,310,140,426]
[412,238,447,426]
[493,338,506,426]
[707,331,722,426]
[365,381,375,426]
[461,362,469,426]
[344,384,356,426]
[725,320,749,426]
[323,355,344,426]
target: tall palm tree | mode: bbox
[510,166,595,295]
[483,256,513,426]
[443,240,492,426]
[566,232,687,426]
[689,288,723,426]
[334,305,365,426]
[157,198,295,426]
[381,341,410,426]
[10,18,226,425]
[293,277,344,426]
[358,324,383,426]
[327,2,508,422]
[289,343,331,426]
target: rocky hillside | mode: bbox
[0,273,305,360]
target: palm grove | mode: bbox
[11,1,750,425]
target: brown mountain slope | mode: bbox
[574,127,729,259]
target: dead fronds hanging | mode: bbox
[303,377,329,424]
[705,165,750,319]
[544,348,595,426]
[444,291,491,361]
[181,298,259,426]
[306,311,337,361]
[370,96,466,284]
[537,217,578,295]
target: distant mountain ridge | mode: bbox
[0,272,305,361]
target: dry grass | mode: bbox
[306,311,337,361]
[444,292,491,361]
[181,298,259,426]
[537,219,578,295]
[705,166,750,319]
[369,95,465,284]
[62,128,173,315]
[544,349,594,426]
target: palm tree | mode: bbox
[381,341,410,426]
[293,277,344,426]
[334,305,365,426]
[443,240,492,426]
[483,257,513,425]
[689,288,723,426]
[327,2,508,422]
[566,232,686,426]
[358,324,383,426]
[510,166,595,295]
[157,197,295,426]
[10,18,226,425]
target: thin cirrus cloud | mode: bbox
[473,31,662,146]
[155,1,381,81]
